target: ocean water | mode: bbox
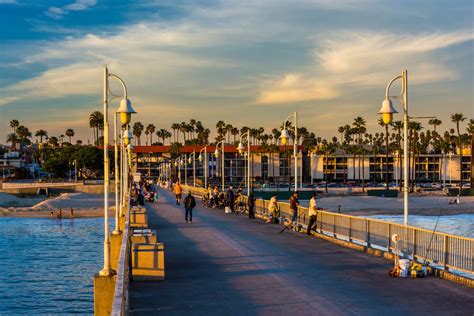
[366,214,474,238]
[0,217,104,315]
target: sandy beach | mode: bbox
[0,192,116,218]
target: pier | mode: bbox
[122,190,473,314]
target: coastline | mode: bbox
[0,207,115,218]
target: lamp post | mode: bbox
[121,129,132,215]
[378,69,409,225]
[100,65,136,276]
[188,151,196,187]
[237,131,251,194]
[198,146,208,188]
[279,112,299,191]
[214,140,225,191]
[448,151,453,184]
[183,154,188,186]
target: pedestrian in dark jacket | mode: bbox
[248,192,256,219]
[184,191,196,223]
[226,186,235,212]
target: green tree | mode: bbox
[133,122,144,145]
[9,120,19,135]
[168,142,182,159]
[89,111,103,145]
[65,129,75,143]
[35,130,48,143]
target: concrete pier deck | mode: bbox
[129,190,474,315]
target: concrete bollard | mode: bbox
[130,228,157,245]
[131,243,165,281]
[93,273,116,316]
[130,210,148,228]
[109,233,123,271]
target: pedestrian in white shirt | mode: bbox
[307,192,318,235]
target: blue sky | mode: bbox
[0,0,472,143]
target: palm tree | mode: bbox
[145,124,156,145]
[179,122,188,144]
[231,127,239,143]
[321,141,337,192]
[35,130,48,143]
[171,123,180,143]
[451,113,466,190]
[338,126,345,143]
[89,111,103,145]
[133,122,144,145]
[189,119,197,139]
[16,125,32,147]
[48,136,59,148]
[353,117,366,183]
[6,133,19,149]
[65,129,75,143]
[9,120,19,135]
[428,118,442,132]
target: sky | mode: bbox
[0,0,472,144]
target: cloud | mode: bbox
[0,0,17,4]
[46,0,97,19]
[257,74,339,104]
[258,31,473,104]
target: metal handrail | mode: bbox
[111,194,131,316]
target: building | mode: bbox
[131,145,472,186]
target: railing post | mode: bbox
[349,217,352,242]
[366,219,371,248]
[412,228,416,260]
[333,213,336,237]
[443,235,448,271]
[387,223,391,252]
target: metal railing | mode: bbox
[111,195,131,316]
[182,185,474,274]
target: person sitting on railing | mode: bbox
[307,192,318,235]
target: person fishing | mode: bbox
[289,191,300,225]
[307,192,318,235]
[248,191,256,219]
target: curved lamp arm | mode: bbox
[108,73,128,98]
[385,75,404,99]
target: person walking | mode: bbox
[226,186,235,212]
[289,191,300,225]
[174,181,183,205]
[184,191,196,223]
[248,191,256,219]
[268,194,279,224]
[307,192,318,235]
